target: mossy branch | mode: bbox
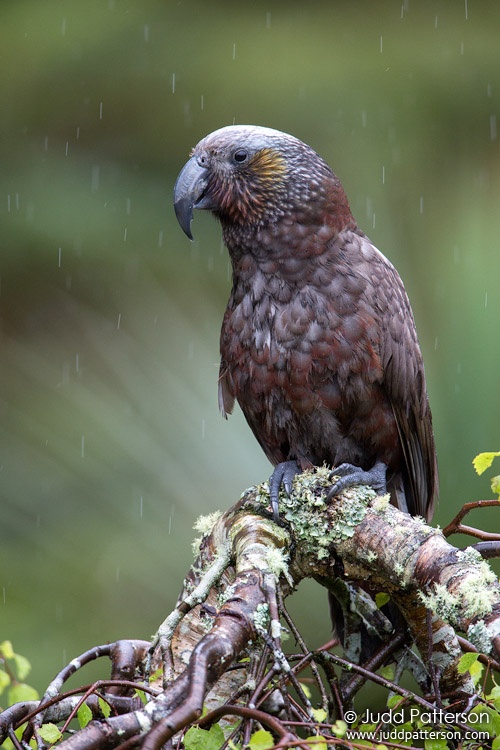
[2,467,499,749]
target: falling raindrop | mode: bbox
[168,505,175,535]
[44,135,49,151]
[484,291,488,308]
[75,354,80,373]
[123,227,128,241]
[232,42,236,60]
[158,230,164,248]
[117,313,121,330]
[200,94,204,110]
[81,435,85,459]
[139,496,143,518]
[361,111,367,128]
[61,18,67,36]
[58,247,62,267]
[99,101,103,120]
[464,0,468,20]
[144,24,150,42]
[172,73,176,94]
[419,196,424,214]
[266,12,271,29]
[380,35,383,54]
[381,165,385,184]
[65,141,69,156]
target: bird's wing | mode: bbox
[218,360,235,419]
[368,241,438,520]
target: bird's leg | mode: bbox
[327,460,387,501]
[269,460,301,521]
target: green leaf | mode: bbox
[457,652,480,673]
[473,452,500,476]
[424,739,448,750]
[38,723,63,744]
[184,724,225,750]
[77,702,93,728]
[300,681,312,700]
[375,592,390,608]
[304,735,327,749]
[134,688,148,705]
[379,664,395,680]
[249,729,275,750]
[492,735,500,750]
[0,640,15,659]
[387,694,403,709]
[491,476,500,496]
[98,696,111,718]
[8,682,39,704]
[0,669,11,694]
[13,653,32,681]
[311,707,327,724]
[469,704,500,736]
[469,659,484,685]
[486,685,500,710]
[331,720,347,737]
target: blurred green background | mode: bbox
[1,0,499,697]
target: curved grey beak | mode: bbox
[173,157,213,240]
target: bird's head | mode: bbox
[174,125,348,241]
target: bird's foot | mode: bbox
[327,461,387,501]
[269,460,301,522]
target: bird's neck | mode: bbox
[221,174,356,259]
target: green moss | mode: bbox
[467,620,493,655]
[193,511,222,536]
[248,466,375,561]
[253,603,271,633]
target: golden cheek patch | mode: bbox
[249,148,287,181]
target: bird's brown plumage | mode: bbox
[174,125,438,522]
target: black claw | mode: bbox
[269,460,300,521]
[327,461,387,501]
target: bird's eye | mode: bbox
[233,149,248,164]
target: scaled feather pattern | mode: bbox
[174,125,438,522]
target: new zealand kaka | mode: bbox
[174,125,438,524]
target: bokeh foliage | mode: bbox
[1,0,499,693]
